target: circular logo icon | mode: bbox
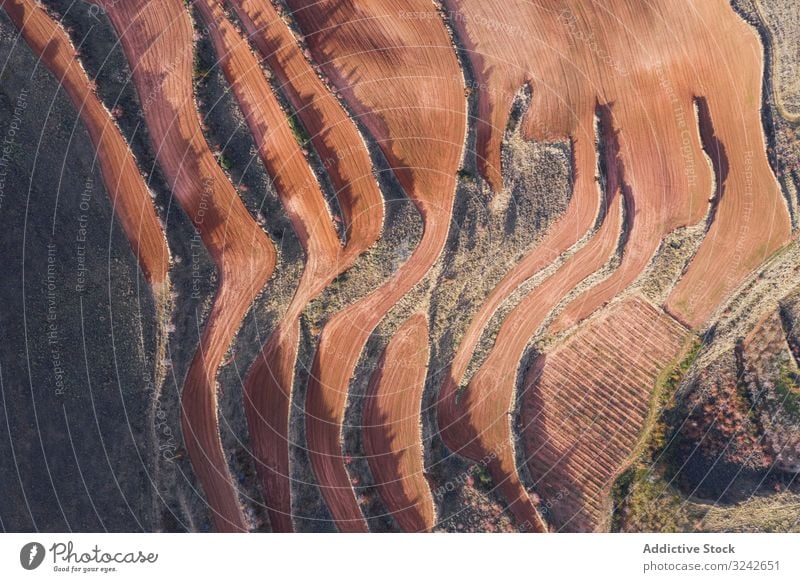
[20,542,45,570]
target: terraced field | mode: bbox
[93,0,277,532]
[3,0,799,534]
[363,313,433,532]
[522,296,688,531]
[3,0,169,288]
[284,0,466,531]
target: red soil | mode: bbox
[196,0,347,531]
[363,313,434,532]
[522,295,687,531]
[447,0,789,330]
[15,0,787,534]
[285,0,466,531]
[664,91,789,326]
[95,0,276,532]
[439,186,623,532]
[196,0,341,281]
[2,0,169,287]
[220,0,385,531]
[442,115,603,411]
[229,0,383,249]
[436,2,789,529]
[438,103,634,529]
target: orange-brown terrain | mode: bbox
[438,114,604,423]
[4,0,799,535]
[522,296,688,531]
[439,147,623,530]
[438,103,628,529]
[194,0,363,533]
[220,0,385,531]
[435,0,791,530]
[363,313,434,532]
[92,0,276,532]
[446,0,789,328]
[3,0,169,288]
[285,0,466,531]
[229,0,384,248]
